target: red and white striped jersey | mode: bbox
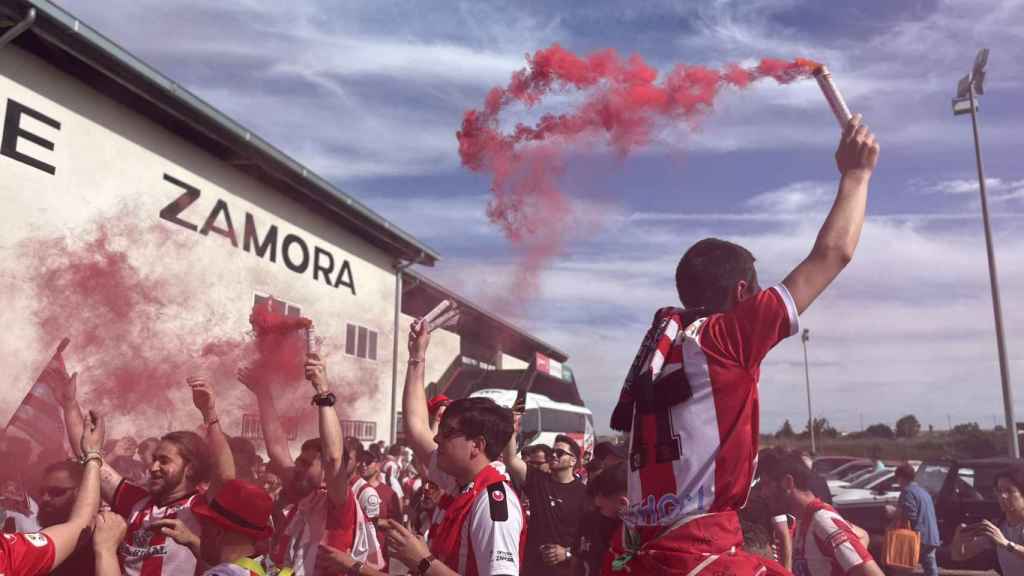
[0,532,55,576]
[112,481,201,576]
[624,284,799,529]
[793,500,873,576]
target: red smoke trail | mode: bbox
[457,44,819,307]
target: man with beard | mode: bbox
[504,434,586,575]
[0,410,105,576]
[36,461,95,575]
[58,375,234,576]
[244,353,381,575]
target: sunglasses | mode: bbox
[40,486,74,499]
[552,449,575,460]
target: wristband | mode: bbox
[205,416,220,427]
[408,357,425,365]
[346,560,364,576]
[80,451,104,467]
[312,391,337,407]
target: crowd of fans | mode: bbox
[15,114,1019,576]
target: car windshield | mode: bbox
[915,463,950,496]
[851,469,893,489]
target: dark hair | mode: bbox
[994,465,1024,494]
[441,397,514,461]
[761,452,814,491]
[675,238,757,312]
[162,431,211,484]
[589,461,627,497]
[388,444,404,457]
[553,435,581,459]
[524,444,553,461]
[42,460,83,485]
[139,437,160,453]
[360,450,382,465]
[228,436,259,481]
[344,437,365,464]
[894,463,916,482]
[741,520,774,560]
[300,438,323,455]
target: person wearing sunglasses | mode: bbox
[504,431,586,575]
[35,460,93,576]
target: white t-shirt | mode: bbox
[113,481,201,576]
[426,451,523,576]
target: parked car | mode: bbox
[825,459,874,481]
[831,468,896,499]
[914,458,1017,571]
[813,456,862,476]
[829,466,888,492]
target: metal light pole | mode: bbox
[801,328,816,454]
[952,48,1019,458]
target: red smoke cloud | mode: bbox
[16,212,342,438]
[457,44,819,307]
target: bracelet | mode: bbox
[346,560,364,576]
[312,391,337,407]
[205,417,220,427]
[80,451,104,467]
[408,357,425,365]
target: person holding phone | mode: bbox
[951,465,1024,573]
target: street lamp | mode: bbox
[801,328,815,454]
[952,48,1019,459]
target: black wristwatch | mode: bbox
[312,391,336,407]
[346,560,364,576]
[415,554,436,575]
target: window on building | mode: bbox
[341,419,377,442]
[241,413,297,441]
[253,293,302,318]
[345,322,378,361]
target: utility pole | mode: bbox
[952,48,1018,458]
[802,329,815,454]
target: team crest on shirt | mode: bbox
[23,533,47,548]
[487,482,509,521]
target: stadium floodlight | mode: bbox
[952,48,1018,459]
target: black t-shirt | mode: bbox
[522,468,586,575]
[574,510,620,576]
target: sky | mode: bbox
[51,0,1024,435]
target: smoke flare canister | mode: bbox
[305,326,316,355]
[813,66,853,128]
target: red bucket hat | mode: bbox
[192,479,273,540]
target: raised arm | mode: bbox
[402,320,437,464]
[55,373,123,502]
[306,353,347,506]
[239,366,294,479]
[782,114,879,315]
[188,376,234,500]
[44,410,105,567]
[502,414,527,486]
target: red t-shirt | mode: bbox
[624,285,800,530]
[0,532,55,576]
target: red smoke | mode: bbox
[16,212,340,438]
[457,44,819,306]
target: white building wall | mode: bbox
[0,45,411,449]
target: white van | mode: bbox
[468,388,595,461]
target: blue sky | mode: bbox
[54,0,1024,435]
